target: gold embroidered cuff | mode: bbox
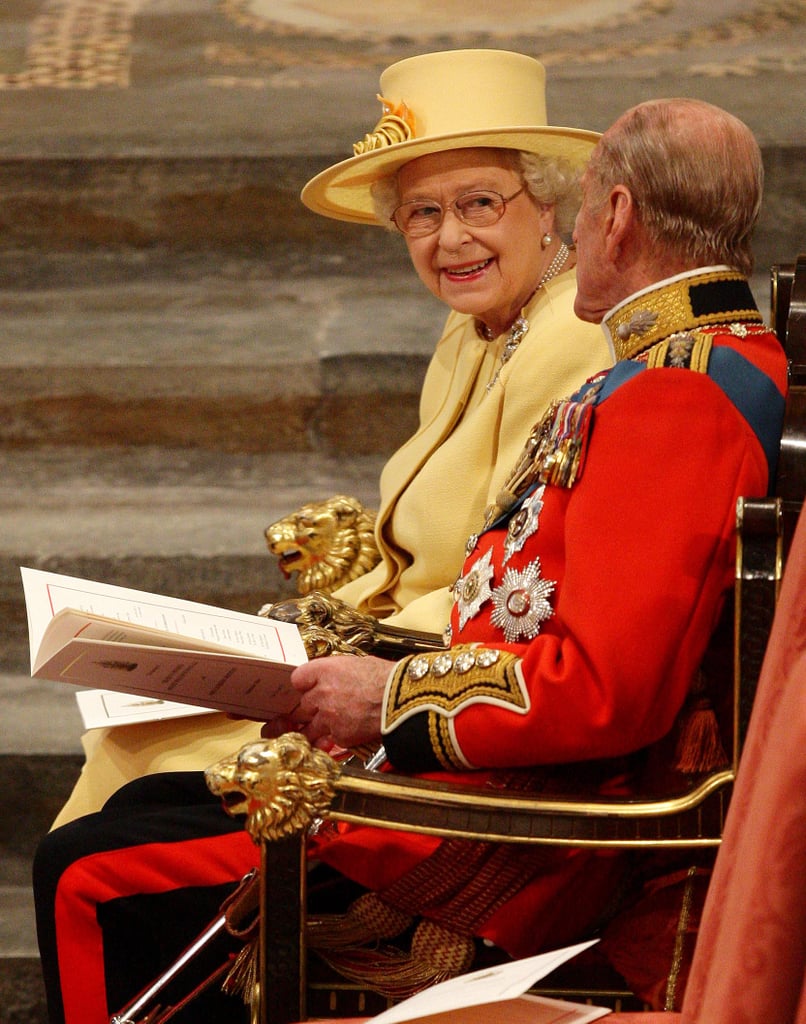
[384,644,526,731]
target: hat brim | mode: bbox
[301,125,601,225]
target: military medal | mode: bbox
[503,485,545,564]
[454,547,494,629]
[490,558,555,642]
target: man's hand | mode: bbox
[261,655,390,751]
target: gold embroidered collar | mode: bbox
[604,268,762,360]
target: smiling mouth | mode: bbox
[444,258,492,278]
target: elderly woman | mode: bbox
[50,48,611,830]
[36,49,612,1024]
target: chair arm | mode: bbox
[326,762,732,849]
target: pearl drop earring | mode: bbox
[541,232,553,249]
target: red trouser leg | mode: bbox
[56,829,257,1023]
[33,770,260,1024]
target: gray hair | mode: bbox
[371,149,583,236]
[586,98,762,276]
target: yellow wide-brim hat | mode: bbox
[301,48,601,226]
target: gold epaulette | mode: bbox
[644,330,713,371]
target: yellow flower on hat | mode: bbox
[353,96,416,155]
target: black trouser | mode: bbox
[34,771,257,1024]
[34,770,366,1024]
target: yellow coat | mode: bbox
[52,270,612,827]
[336,270,612,631]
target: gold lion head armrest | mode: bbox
[264,591,380,657]
[263,590,447,659]
[205,734,343,843]
[264,495,380,597]
[260,492,446,659]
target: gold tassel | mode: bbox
[673,673,729,774]
[308,892,413,949]
[313,918,475,1001]
[222,936,259,1006]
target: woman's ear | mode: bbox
[537,202,556,236]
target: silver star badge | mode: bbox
[503,485,545,564]
[490,558,555,642]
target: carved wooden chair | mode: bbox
[256,493,806,1024]
[604,483,806,1024]
[110,258,806,1024]
[229,256,805,1024]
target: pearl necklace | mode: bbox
[483,242,570,393]
[538,241,570,292]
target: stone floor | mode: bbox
[1,1,805,1021]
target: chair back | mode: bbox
[771,257,806,546]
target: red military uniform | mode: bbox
[312,268,788,968]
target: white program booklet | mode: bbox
[21,567,307,727]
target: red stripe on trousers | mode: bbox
[54,829,258,1024]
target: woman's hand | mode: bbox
[261,655,390,751]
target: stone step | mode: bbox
[0,445,387,671]
[0,752,83,1024]
[0,257,442,452]
[1,149,804,281]
[0,955,46,1024]
[0,155,366,255]
[1,753,84,883]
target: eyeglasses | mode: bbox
[390,186,526,237]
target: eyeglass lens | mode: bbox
[393,189,521,236]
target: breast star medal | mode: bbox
[490,558,555,642]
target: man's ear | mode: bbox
[604,184,635,260]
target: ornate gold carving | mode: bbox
[205,735,341,843]
[264,494,379,596]
[265,590,380,657]
[353,95,415,155]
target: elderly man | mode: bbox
[33,97,788,1024]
